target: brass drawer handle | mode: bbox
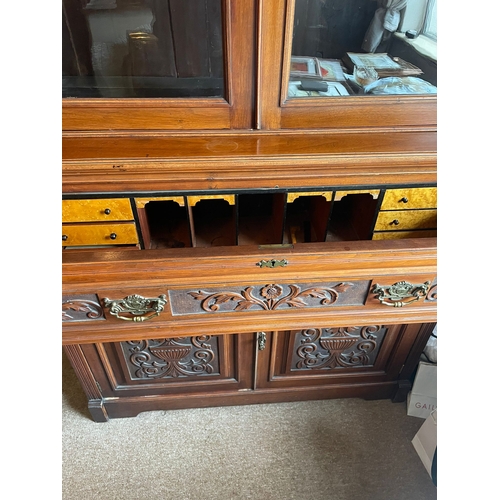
[103,294,167,322]
[372,281,430,308]
[257,259,288,268]
[109,232,117,240]
[104,208,111,215]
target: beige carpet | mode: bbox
[62,351,436,500]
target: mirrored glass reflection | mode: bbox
[62,0,224,98]
[288,0,437,98]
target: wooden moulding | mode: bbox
[62,129,437,160]
[62,156,437,194]
[62,105,232,131]
[95,384,399,419]
[62,297,437,345]
[279,98,437,130]
[62,129,437,194]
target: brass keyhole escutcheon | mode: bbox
[257,259,288,268]
[257,332,267,350]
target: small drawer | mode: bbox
[62,199,134,222]
[372,229,437,240]
[373,209,437,232]
[380,188,437,210]
[62,223,139,246]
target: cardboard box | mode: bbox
[407,361,437,418]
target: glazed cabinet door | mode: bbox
[258,0,437,129]
[62,0,256,131]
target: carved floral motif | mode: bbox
[122,336,218,379]
[293,326,384,370]
[188,282,353,312]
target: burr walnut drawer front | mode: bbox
[62,199,134,222]
[62,223,139,246]
[379,188,437,210]
[373,209,437,232]
[372,229,437,240]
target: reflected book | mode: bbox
[317,59,346,82]
[344,53,423,78]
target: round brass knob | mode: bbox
[110,233,117,240]
[400,197,408,203]
[104,208,111,215]
[392,220,400,226]
[62,235,68,241]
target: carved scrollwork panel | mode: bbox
[425,279,437,302]
[289,326,387,372]
[62,294,105,322]
[120,336,220,380]
[168,281,371,315]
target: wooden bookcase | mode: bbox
[62,0,437,421]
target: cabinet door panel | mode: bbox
[256,324,424,389]
[78,333,254,398]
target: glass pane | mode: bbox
[288,0,437,99]
[62,0,224,98]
